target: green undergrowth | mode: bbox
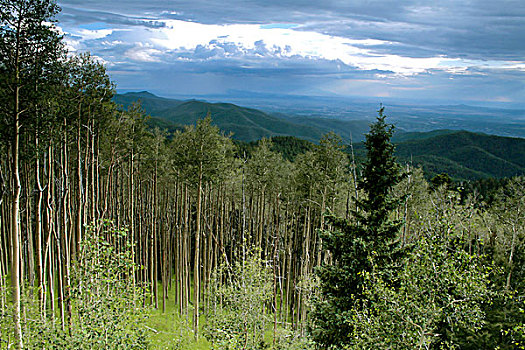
[146,310,210,349]
[143,277,313,350]
[1,275,303,349]
[144,281,210,350]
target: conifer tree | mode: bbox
[312,106,403,349]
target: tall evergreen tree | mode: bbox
[312,106,403,349]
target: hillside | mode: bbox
[341,130,525,180]
[113,91,186,111]
[114,92,525,181]
[233,130,525,181]
[113,92,369,142]
[281,115,371,142]
[393,131,525,180]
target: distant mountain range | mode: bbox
[113,91,370,142]
[152,91,525,138]
[114,91,525,181]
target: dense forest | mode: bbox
[1,1,524,349]
[116,91,525,182]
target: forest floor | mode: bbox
[146,281,211,349]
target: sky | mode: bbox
[56,0,525,106]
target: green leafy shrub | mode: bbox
[66,221,149,349]
[0,221,150,349]
[204,252,272,350]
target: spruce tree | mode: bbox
[312,106,403,349]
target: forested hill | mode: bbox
[393,131,525,180]
[114,92,370,142]
[115,92,525,180]
[115,92,323,142]
[250,131,525,181]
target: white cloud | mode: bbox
[77,28,114,40]
[160,10,182,15]
[125,43,162,62]
[91,55,111,66]
[145,19,525,75]
[59,17,525,77]
[102,40,124,46]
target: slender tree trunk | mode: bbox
[62,117,72,331]
[193,162,203,339]
[24,161,34,289]
[130,150,136,303]
[506,223,518,290]
[76,105,83,259]
[44,145,55,317]
[35,131,45,315]
[11,71,23,350]
[153,161,158,309]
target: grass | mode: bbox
[145,280,211,349]
[142,278,303,349]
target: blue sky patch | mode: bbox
[260,23,298,30]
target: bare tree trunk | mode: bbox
[44,145,55,318]
[35,131,45,315]
[130,151,136,303]
[62,117,72,332]
[506,223,518,290]
[90,118,96,223]
[193,165,203,339]
[76,106,84,260]
[153,161,158,309]
[11,72,23,350]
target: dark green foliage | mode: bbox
[395,131,525,180]
[0,0,66,165]
[294,132,348,204]
[113,91,185,111]
[437,177,525,349]
[235,135,314,162]
[462,293,525,350]
[460,177,510,205]
[391,129,458,143]
[172,115,234,186]
[312,107,403,349]
[245,138,285,193]
[113,92,185,135]
[0,0,64,123]
[430,173,453,190]
[405,154,490,180]
[146,116,184,135]
[350,130,525,181]
[347,232,494,349]
[282,115,371,143]
[357,107,403,241]
[268,136,314,161]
